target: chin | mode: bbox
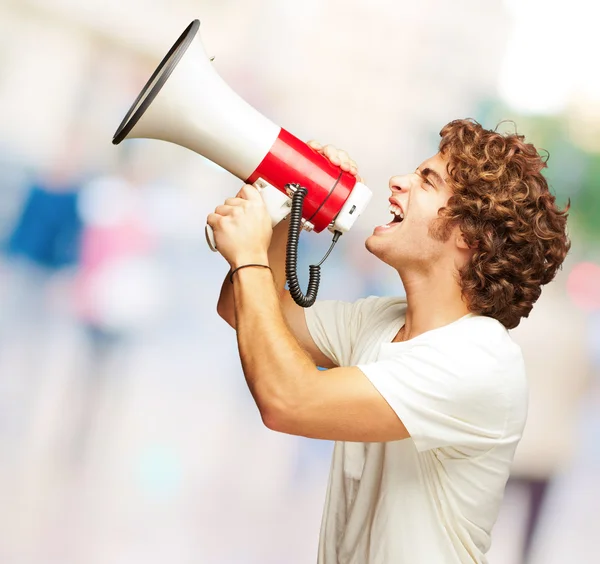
[365,234,389,262]
[366,233,407,269]
[365,233,378,254]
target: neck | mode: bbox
[395,263,471,342]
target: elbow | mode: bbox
[216,303,236,329]
[260,408,280,432]
[261,404,288,433]
[258,370,318,434]
[258,392,300,434]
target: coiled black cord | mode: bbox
[285,184,341,308]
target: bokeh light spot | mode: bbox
[567,262,600,311]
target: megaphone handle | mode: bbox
[205,224,218,252]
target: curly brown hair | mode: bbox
[432,119,570,329]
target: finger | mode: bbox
[336,150,357,173]
[235,184,254,199]
[235,184,258,198]
[340,153,359,176]
[239,183,262,201]
[337,150,353,172]
[336,149,349,162]
[206,212,222,228]
[214,204,241,216]
[307,140,323,152]
[224,197,246,207]
[323,144,341,166]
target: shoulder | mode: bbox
[357,295,407,318]
[459,315,525,370]
[433,314,523,360]
[350,295,407,338]
[309,295,406,326]
[405,314,527,398]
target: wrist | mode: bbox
[229,253,270,270]
[229,263,272,284]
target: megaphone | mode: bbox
[112,20,371,307]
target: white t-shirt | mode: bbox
[305,296,528,564]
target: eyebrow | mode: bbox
[418,167,446,189]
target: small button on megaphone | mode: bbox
[112,19,372,307]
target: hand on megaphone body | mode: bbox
[207,184,273,268]
[207,141,363,263]
[306,140,363,182]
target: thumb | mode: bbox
[240,183,262,201]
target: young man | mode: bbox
[207,119,570,563]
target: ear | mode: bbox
[455,230,472,250]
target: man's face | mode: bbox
[365,152,459,271]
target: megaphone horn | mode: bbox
[112,19,372,307]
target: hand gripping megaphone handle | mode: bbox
[206,180,293,252]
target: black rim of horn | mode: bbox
[112,19,201,145]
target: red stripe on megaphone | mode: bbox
[247,128,356,233]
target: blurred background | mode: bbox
[0,0,598,562]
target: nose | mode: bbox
[389,173,414,193]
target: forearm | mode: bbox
[217,216,290,326]
[232,266,317,418]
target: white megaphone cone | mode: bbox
[114,20,280,183]
[113,20,371,307]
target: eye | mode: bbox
[415,169,434,189]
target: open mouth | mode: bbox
[388,203,404,225]
[374,201,405,232]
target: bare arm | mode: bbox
[216,215,335,368]
[208,146,406,441]
[215,140,361,369]
[232,265,408,442]
[216,216,288,326]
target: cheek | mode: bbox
[406,214,436,237]
[412,200,449,237]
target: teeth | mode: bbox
[388,203,404,219]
